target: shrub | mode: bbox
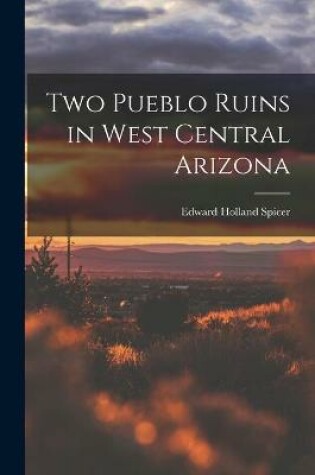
[26,312,287,475]
[137,293,187,336]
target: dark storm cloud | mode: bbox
[28,0,165,26]
[190,0,313,22]
[26,22,306,73]
[190,0,254,22]
[219,1,253,21]
[191,0,312,15]
[274,0,311,15]
[283,35,315,48]
[25,0,315,73]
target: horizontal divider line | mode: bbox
[254,191,291,196]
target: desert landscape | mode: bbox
[25,238,315,475]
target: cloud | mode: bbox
[25,0,315,73]
[190,0,254,22]
[28,0,165,26]
[191,0,312,16]
[274,0,312,15]
[283,35,315,48]
[26,20,308,74]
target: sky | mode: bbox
[25,1,315,246]
[26,0,315,73]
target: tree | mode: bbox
[63,266,98,324]
[25,237,61,310]
[26,237,101,324]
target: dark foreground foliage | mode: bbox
[25,243,315,475]
[137,293,188,336]
[25,237,100,324]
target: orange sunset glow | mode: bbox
[25,235,315,249]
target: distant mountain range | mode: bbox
[102,240,315,253]
[25,241,315,278]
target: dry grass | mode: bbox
[107,344,144,366]
[26,314,287,475]
[194,298,293,329]
[26,269,315,475]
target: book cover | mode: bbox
[26,2,315,474]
